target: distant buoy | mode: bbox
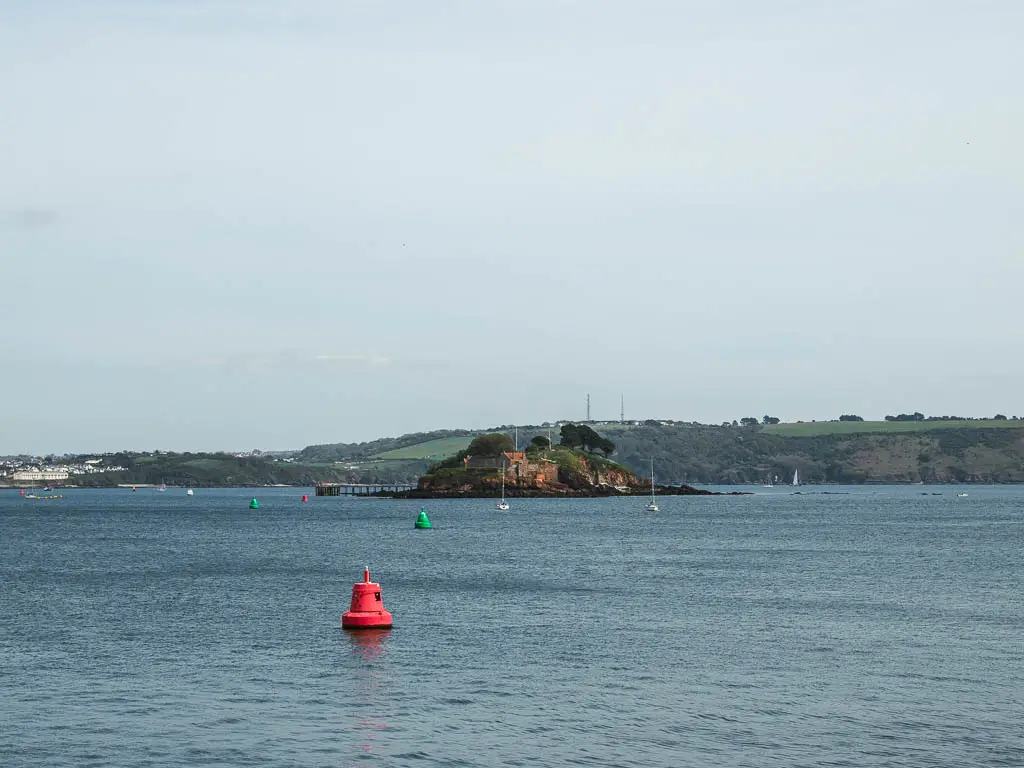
[341,567,393,629]
[131,486,136,492]
[415,507,432,529]
[249,497,260,510]
[19,489,24,495]
[302,495,309,502]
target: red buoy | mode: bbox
[341,567,393,630]
[301,495,309,502]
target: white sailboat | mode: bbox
[496,459,510,510]
[792,469,799,486]
[186,488,194,496]
[644,459,659,511]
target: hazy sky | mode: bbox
[2,1,1022,454]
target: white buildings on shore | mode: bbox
[1,458,126,484]
[12,468,70,482]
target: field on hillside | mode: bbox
[372,436,474,460]
[762,419,1023,437]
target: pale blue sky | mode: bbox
[2,1,1022,454]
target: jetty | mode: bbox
[315,482,415,497]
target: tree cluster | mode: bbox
[559,423,615,456]
[466,433,515,456]
[839,414,864,422]
[885,412,925,422]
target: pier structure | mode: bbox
[315,482,414,496]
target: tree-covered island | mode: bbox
[393,424,719,498]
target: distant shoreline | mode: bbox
[0,481,1010,491]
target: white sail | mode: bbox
[497,458,510,510]
[645,458,659,511]
[792,469,799,486]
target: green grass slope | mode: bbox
[372,436,474,460]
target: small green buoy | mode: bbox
[414,507,432,529]
[249,497,260,510]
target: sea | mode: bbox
[1,485,1021,767]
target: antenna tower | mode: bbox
[586,393,591,422]
[620,394,624,423]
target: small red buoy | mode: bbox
[301,495,309,502]
[341,567,393,630]
[19,489,24,495]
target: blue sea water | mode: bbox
[1,485,1022,767]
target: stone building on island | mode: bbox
[463,451,559,487]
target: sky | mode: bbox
[1,1,1022,454]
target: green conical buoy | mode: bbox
[414,507,432,529]
[249,497,260,510]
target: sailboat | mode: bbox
[186,488,194,496]
[644,459,659,511]
[496,459,510,510]
[792,469,799,486]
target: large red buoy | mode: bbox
[301,495,309,502]
[341,567,393,630]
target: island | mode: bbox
[389,429,725,498]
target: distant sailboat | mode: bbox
[792,469,799,486]
[496,459,510,510]
[645,459,659,512]
[186,488,194,496]
[158,483,167,492]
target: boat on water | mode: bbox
[186,488,194,496]
[792,469,800,487]
[957,492,969,498]
[644,459,659,512]
[496,459,510,510]
[158,483,167,492]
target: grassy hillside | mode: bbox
[601,423,1024,484]
[372,436,474,460]
[297,429,476,463]
[762,419,1021,437]
[59,452,425,487]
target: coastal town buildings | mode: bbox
[12,468,70,483]
[1,457,126,485]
